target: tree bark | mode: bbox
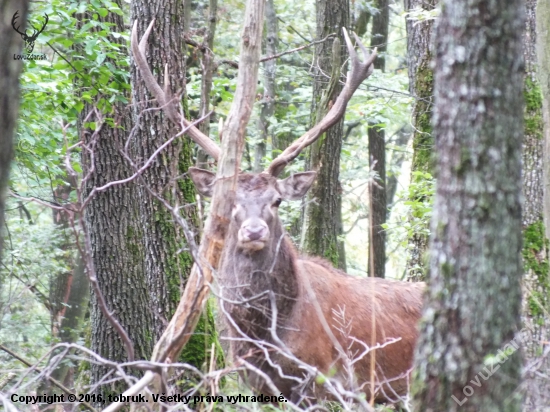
[522,0,550,409]
[301,0,349,270]
[367,0,389,278]
[412,1,525,411]
[80,4,153,402]
[404,0,437,281]
[0,1,28,263]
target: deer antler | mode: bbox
[12,11,49,41]
[30,14,48,40]
[131,20,221,161]
[266,28,377,177]
[11,11,26,37]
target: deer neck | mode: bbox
[219,221,300,338]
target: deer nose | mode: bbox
[241,220,268,242]
[244,226,265,241]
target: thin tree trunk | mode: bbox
[39,178,89,393]
[367,0,389,278]
[540,0,550,241]
[253,0,277,173]
[80,4,153,403]
[413,1,525,410]
[301,0,349,270]
[196,0,218,170]
[386,127,410,211]
[0,1,28,262]
[404,0,437,281]
[46,255,88,388]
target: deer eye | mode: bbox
[273,198,282,208]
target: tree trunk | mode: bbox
[404,0,437,281]
[253,0,277,173]
[130,0,220,372]
[412,1,525,411]
[367,0,389,278]
[0,1,28,262]
[386,127,411,211]
[80,4,153,403]
[40,178,89,393]
[196,0,218,170]
[539,0,550,242]
[301,0,348,270]
[522,0,550,409]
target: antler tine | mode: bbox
[266,27,377,177]
[131,20,167,107]
[342,28,358,64]
[343,27,377,90]
[34,14,49,37]
[353,31,371,63]
[131,20,221,161]
[139,19,155,58]
[12,11,24,35]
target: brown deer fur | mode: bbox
[189,169,425,403]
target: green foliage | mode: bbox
[0,198,65,368]
[524,76,543,139]
[404,6,441,24]
[16,0,130,193]
[522,220,550,323]
[382,171,435,272]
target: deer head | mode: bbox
[12,11,48,54]
[189,168,316,252]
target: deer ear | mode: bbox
[188,167,216,197]
[277,172,317,200]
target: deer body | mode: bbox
[191,170,425,403]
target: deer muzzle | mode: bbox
[238,218,269,251]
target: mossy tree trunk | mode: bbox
[196,0,217,171]
[522,0,550,408]
[412,0,525,411]
[301,0,348,270]
[81,3,153,404]
[404,0,437,281]
[367,0,389,278]
[0,0,28,262]
[130,0,221,373]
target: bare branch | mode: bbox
[259,33,335,63]
[0,345,97,411]
[267,28,377,177]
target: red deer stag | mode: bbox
[132,20,425,405]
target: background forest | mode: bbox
[0,0,549,411]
